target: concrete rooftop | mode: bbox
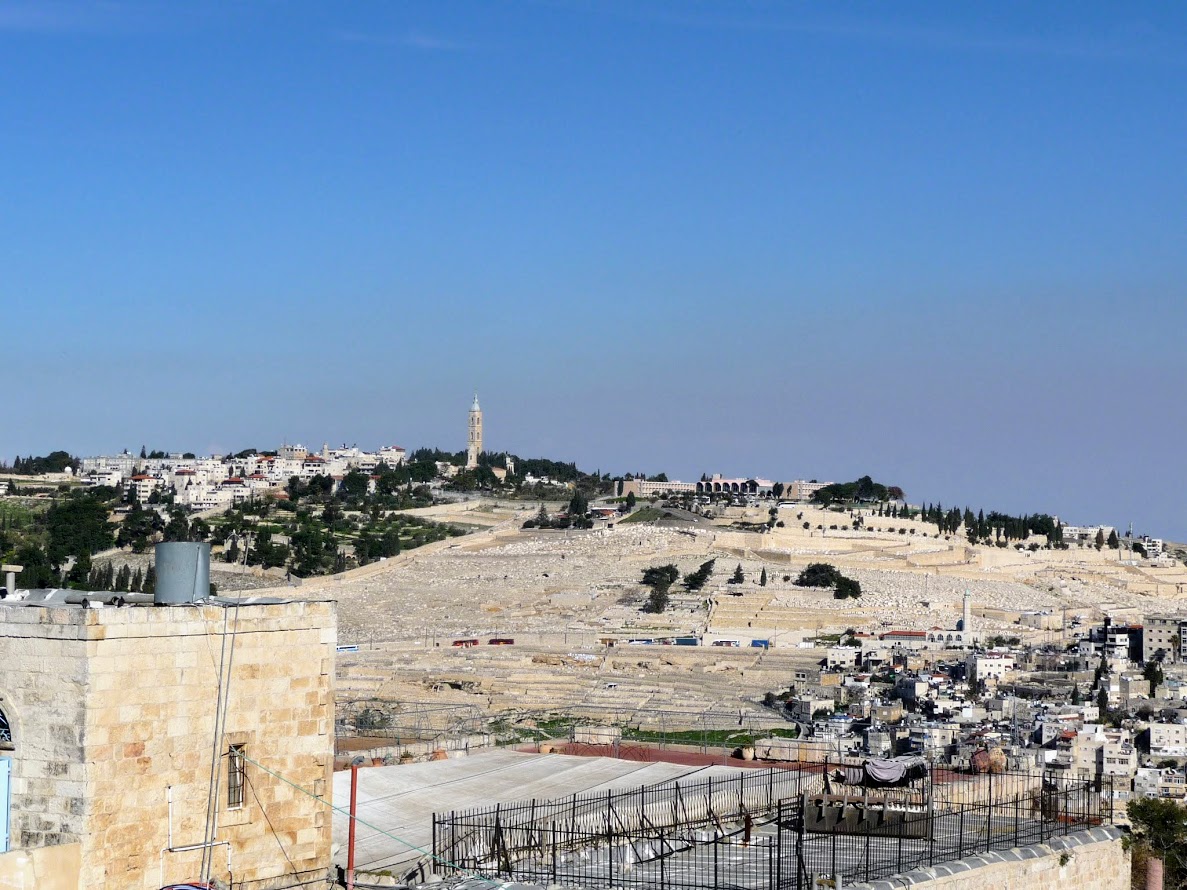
[332,749,755,878]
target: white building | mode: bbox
[1143,615,1187,664]
[127,474,164,503]
[826,646,860,669]
[619,477,697,497]
[1140,536,1165,560]
[81,469,124,489]
[968,654,1015,686]
[783,480,833,501]
[1100,729,1137,780]
[1134,767,1186,800]
[377,445,406,467]
[1062,525,1116,546]
[278,444,308,460]
[1149,722,1187,758]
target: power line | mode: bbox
[244,764,299,878]
[242,754,503,888]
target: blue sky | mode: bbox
[2,1,1185,538]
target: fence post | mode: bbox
[986,769,993,853]
[958,800,966,861]
[832,797,839,882]
[492,803,502,875]
[1014,781,1020,846]
[660,827,666,890]
[607,789,614,884]
[775,799,783,890]
[571,793,578,848]
[768,821,774,890]
[529,797,537,867]
[896,797,904,875]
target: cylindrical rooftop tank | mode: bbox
[153,542,211,604]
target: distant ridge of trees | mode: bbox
[812,476,903,506]
[5,451,78,475]
[907,503,1064,545]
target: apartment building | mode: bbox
[1149,722,1187,758]
[1143,615,1187,664]
[1134,767,1187,800]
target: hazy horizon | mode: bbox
[4,1,1184,539]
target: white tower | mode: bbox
[962,591,972,634]
[466,393,483,469]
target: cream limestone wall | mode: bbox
[0,608,90,851]
[0,842,81,889]
[0,600,335,890]
[851,826,1129,890]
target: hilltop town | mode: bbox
[3,399,1185,889]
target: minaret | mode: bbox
[961,591,972,634]
[466,393,483,468]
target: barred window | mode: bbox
[227,744,246,809]
[0,707,12,750]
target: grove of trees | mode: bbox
[795,562,862,599]
[812,476,902,506]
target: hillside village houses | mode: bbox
[762,604,1187,810]
[79,443,407,511]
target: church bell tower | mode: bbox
[466,393,483,468]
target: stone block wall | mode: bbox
[0,607,90,850]
[0,841,81,889]
[0,599,336,890]
[851,826,1129,890]
[82,601,336,890]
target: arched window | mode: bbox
[0,706,12,750]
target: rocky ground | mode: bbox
[309,516,1163,644]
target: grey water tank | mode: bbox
[153,542,211,604]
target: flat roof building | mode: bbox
[0,586,335,889]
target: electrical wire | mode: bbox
[244,761,299,878]
[197,583,245,882]
[199,603,232,879]
[242,753,503,888]
[205,593,243,876]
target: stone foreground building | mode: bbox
[0,588,335,889]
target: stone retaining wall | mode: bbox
[850,825,1128,890]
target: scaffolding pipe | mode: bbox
[347,764,359,890]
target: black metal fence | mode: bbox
[431,763,1112,890]
[788,771,1111,888]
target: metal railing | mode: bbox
[430,762,1112,890]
